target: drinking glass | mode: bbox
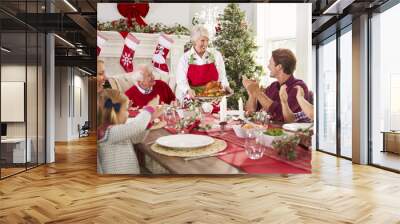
[164,107,176,129]
[244,130,265,160]
[261,112,271,127]
[175,119,186,134]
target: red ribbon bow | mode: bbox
[117,3,149,27]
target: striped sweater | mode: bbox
[97,111,151,174]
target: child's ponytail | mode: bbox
[109,107,119,124]
[98,89,128,129]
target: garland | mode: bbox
[188,49,216,65]
[97,19,190,36]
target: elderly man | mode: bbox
[243,48,311,123]
[125,64,175,108]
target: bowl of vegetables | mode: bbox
[258,128,287,146]
[232,123,264,138]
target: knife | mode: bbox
[184,149,242,161]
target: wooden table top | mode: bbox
[135,128,243,174]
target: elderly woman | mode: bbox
[176,25,231,100]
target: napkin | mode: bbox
[212,102,220,113]
[128,109,140,117]
[185,119,201,133]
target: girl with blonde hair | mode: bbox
[97,89,163,174]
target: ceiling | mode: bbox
[0,0,395,73]
[0,0,97,74]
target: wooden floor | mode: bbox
[1,167,26,178]
[373,151,400,171]
[1,135,400,223]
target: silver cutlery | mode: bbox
[184,152,229,161]
[184,150,243,161]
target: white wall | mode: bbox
[1,65,31,137]
[97,3,191,27]
[54,67,89,141]
[98,3,254,31]
[1,64,46,164]
[55,67,69,141]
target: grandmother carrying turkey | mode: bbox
[176,25,233,101]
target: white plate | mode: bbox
[156,134,215,149]
[282,123,313,132]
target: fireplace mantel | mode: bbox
[98,31,190,91]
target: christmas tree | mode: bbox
[213,3,263,107]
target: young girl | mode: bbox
[97,89,163,174]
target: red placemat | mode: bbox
[218,148,310,174]
[209,130,311,173]
[163,116,312,174]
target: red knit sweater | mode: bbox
[125,80,175,108]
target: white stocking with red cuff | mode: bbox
[120,33,140,73]
[152,33,174,74]
[97,33,107,56]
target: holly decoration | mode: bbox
[97,19,190,36]
[272,135,300,161]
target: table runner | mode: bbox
[208,130,311,173]
[163,127,311,174]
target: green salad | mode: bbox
[192,86,205,94]
[264,128,284,136]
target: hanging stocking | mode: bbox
[152,33,174,74]
[120,33,140,73]
[97,33,107,56]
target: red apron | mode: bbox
[187,63,219,87]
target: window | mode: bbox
[256,3,297,77]
[0,0,47,179]
[317,36,337,155]
[371,2,400,171]
[339,28,352,158]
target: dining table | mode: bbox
[134,114,312,175]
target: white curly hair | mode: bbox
[191,25,209,43]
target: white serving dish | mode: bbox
[232,125,248,138]
[257,133,287,147]
[232,124,264,138]
[282,123,313,132]
[156,134,214,149]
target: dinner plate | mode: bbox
[282,123,313,132]
[156,134,215,149]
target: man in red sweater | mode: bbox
[125,64,176,108]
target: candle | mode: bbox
[238,97,244,119]
[219,96,227,122]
